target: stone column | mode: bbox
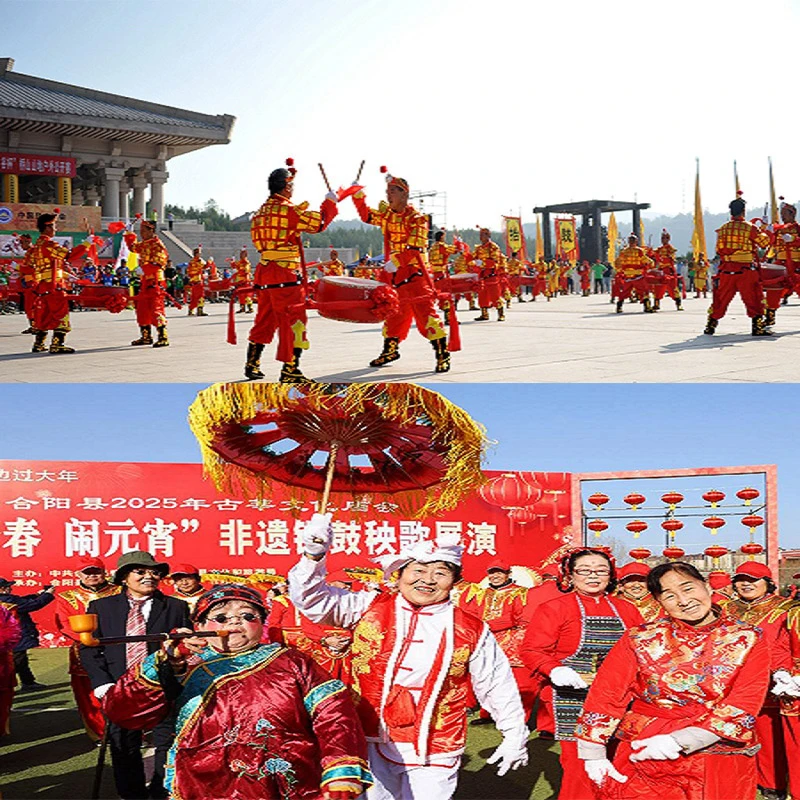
[592,205,603,264]
[542,211,552,261]
[101,167,124,218]
[148,170,168,224]
[119,178,130,221]
[85,185,100,206]
[632,207,642,244]
[56,176,72,206]
[131,172,148,218]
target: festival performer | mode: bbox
[704,194,772,336]
[725,561,795,800]
[207,255,219,282]
[0,604,21,737]
[614,234,654,314]
[266,588,306,648]
[429,230,457,321]
[506,252,528,303]
[167,564,205,615]
[289,515,529,799]
[459,561,536,723]
[15,233,36,334]
[295,619,355,687]
[546,260,560,299]
[469,227,506,321]
[651,230,683,311]
[520,548,642,799]
[763,199,800,327]
[353,256,373,279]
[80,551,192,800]
[231,246,254,313]
[452,248,478,311]
[186,247,208,317]
[615,562,661,623]
[28,213,76,353]
[103,584,373,800]
[53,557,120,740]
[245,160,338,382]
[124,218,171,347]
[320,248,346,277]
[575,561,770,800]
[693,254,709,298]
[352,168,450,373]
[779,604,800,800]
[578,260,591,298]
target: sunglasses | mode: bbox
[209,613,260,624]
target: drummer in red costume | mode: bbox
[15,233,36,334]
[469,227,506,321]
[763,198,800,328]
[245,160,338,382]
[186,247,208,317]
[429,230,457,321]
[266,586,305,647]
[459,560,537,724]
[614,234,654,314]
[289,514,529,799]
[53,557,120,739]
[725,561,795,800]
[651,229,683,311]
[231,246,254,313]
[575,561,769,800]
[521,547,642,800]
[320,248,346,277]
[29,213,76,354]
[352,168,450,373]
[615,562,661,623]
[168,564,205,615]
[124,218,170,347]
[704,193,772,336]
[452,248,478,311]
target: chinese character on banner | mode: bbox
[555,218,579,265]
[103,519,140,556]
[3,517,43,557]
[219,519,253,556]
[143,518,178,558]
[503,216,526,259]
[255,520,291,556]
[466,522,498,556]
[364,520,397,556]
[331,520,362,555]
[65,518,100,557]
[399,520,430,551]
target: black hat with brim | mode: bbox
[112,551,170,585]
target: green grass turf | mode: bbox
[0,649,768,799]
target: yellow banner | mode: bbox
[607,213,618,264]
[556,218,577,264]
[504,216,524,258]
[692,160,707,260]
[535,214,544,261]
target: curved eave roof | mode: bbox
[0,69,235,146]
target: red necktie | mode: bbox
[125,598,148,668]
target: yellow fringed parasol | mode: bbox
[188,382,488,517]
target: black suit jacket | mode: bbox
[80,590,191,689]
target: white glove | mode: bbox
[773,671,800,697]
[301,512,332,557]
[783,233,794,242]
[486,738,528,777]
[384,255,399,273]
[93,683,114,700]
[325,191,338,204]
[473,259,483,267]
[630,734,682,761]
[583,759,628,786]
[550,666,588,689]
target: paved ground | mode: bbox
[2,293,800,383]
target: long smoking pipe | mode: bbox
[69,613,229,647]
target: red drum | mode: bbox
[311,276,400,323]
[70,285,130,313]
[436,272,479,295]
[208,278,232,292]
[760,264,788,287]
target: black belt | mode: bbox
[254,280,302,290]
[394,271,423,288]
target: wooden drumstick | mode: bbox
[318,163,333,193]
[355,160,365,183]
[319,441,340,517]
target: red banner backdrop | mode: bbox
[0,461,576,645]
[0,152,77,177]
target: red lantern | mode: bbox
[661,491,684,510]
[480,473,543,510]
[703,490,725,508]
[624,492,646,510]
[741,514,765,534]
[740,542,764,559]
[588,492,610,510]
[661,519,684,534]
[704,545,728,566]
[629,547,651,561]
[510,507,539,524]
[663,546,685,560]
[587,519,609,539]
[702,516,726,535]
[626,520,648,539]
[736,487,760,506]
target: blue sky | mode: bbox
[0,383,797,547]
[4,0,800,225]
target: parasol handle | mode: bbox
[319,441,340,515]
[355,160,365,183]
[318,163,333,193]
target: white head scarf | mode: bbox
[376,532,463,578]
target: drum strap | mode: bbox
[254,280,302,290]
[394,271,424,288]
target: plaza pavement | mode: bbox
[2,292,800,383]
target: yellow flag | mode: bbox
[639,218,645,247]
[691,159,707,260]
[734,160,741,196]
[126,251,138,271]
[607,213,618,263]
[535,214,544,261]
[769,157,779,224]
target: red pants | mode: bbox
[69,645,104,740]
[383,279,445,342]
[782,714,800,800]
[617,276,649,303]
[754,704,787,793]
[23,286,36,323]
[249,277,307,363]
[478,278,502,307]
[33,290,70,332]
[135,284,166,327]
[604,740,757,800]
[536,682,554,733]
[188,282,204,311]
[710,269,764,320]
